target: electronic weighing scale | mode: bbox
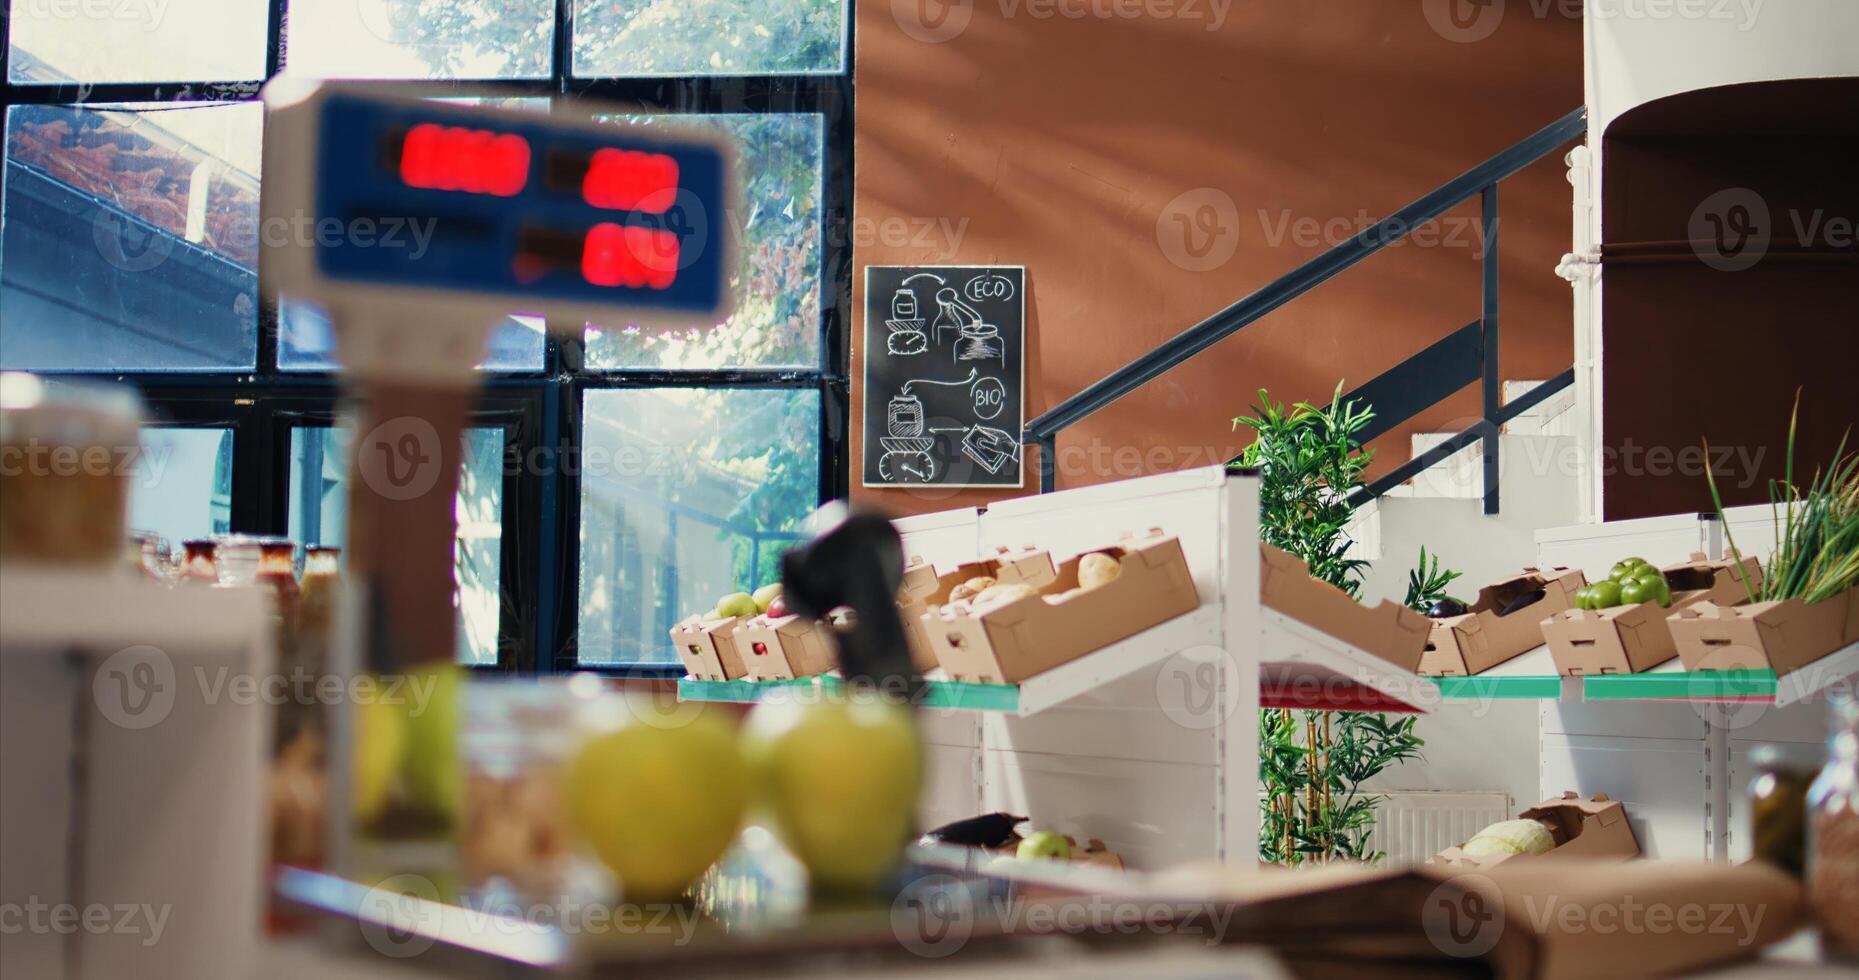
[260,77,738,876]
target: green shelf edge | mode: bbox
[677,676,826,703]
[677,676,1021,713]
[1582,669,1778,701]
[920,681,1020,712]
[1427,675,1565,700]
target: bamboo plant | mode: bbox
[1235,385,1437,865]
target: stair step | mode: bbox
[1502,379,1577,437]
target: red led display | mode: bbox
[581,222,680,290]
[399,123,530,197]
[581,148,679,213]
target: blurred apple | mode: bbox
[565,703,747,902]
[752,583,783,613]
[1016,830,1071,861]
[716,592,758,618]
[400,663,462,829]
[352,691,405,824]
[742,695,920,895]
[765,595,789,618]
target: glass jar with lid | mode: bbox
[1809,691,1859,961]
[1750,742,1820,877]
[179,538,220,585]
[0,372,143,565]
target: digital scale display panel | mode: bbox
[311,93,729,314]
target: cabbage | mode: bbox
[1462,819,1555,857]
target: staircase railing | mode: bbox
[1022,108,1587,514]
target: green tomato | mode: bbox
[1588,580,1623,609]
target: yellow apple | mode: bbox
[742,695,921,895]
[564,705,747,902]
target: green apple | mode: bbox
[742,695,921,896]
[751,583,784,613]
[1620,580,1654,607]
[716,592,759,618]
[565,704,747,902]
[1573,585,1595,610]
[1631,572,1672,607]
[1607,560,1646,583]
[400,663,463,829]
[1587,580,1623,609]
[1016,830,1072,861]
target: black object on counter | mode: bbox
[1425,597,1470,619]
[919,812,1029,849]
[780,509,920,697]
[1496,588,1546,617]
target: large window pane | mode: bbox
[574,0,846,76]
[8,0,267,83]
[584,114,822,370]
[283,4,552,81]
[290,426,507,666]
[1,103,260,371]
[130,427,233,548]
[578,387,820,666]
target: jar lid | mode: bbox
[0,372,144,445]
[1749,741,1823,773]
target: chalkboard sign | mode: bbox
[862,266,1025,488]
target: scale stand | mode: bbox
[258,78,738,886]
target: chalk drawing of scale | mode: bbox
[881,370,1018,481]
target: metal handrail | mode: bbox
[1025,107,1587,512]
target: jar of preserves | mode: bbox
[179,538,220,585]
[1749,743,1819,877]
[0,373,142,565]
[1809,691,1859,961]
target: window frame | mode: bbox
[0,0,854,676]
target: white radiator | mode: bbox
[1368,791,1510,866]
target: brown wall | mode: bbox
[852,0,1583,514]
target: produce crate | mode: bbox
[670,615,751,681]
[1670,582,1859,677]
[899,546,1055,673]
[1260,544,1433,672]
[735,614,839,680]
[1420,567,1586,677]
[1429,791,1639,869]
[1543,555,1761,676]
[929,532,1199,685]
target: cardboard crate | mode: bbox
[735,614,839,680]
[1430,791,1639,869]
[899,547,1055,673]
[670,615,750,681]
[1260,544,1433,672]
[1670,581,1859,676]
[1420,567,1587,676]
[1543,554,1761,676]
[929,532,1199,685]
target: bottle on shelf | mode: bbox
[1809,691,1859,961]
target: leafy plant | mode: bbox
[1706,391,1859,605]
[1403,546,1463,613]
[1233,383,1375,596]
[1260,710,1425,864]
[1234,383,1449,865]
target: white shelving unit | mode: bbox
[680,466,1446,870]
